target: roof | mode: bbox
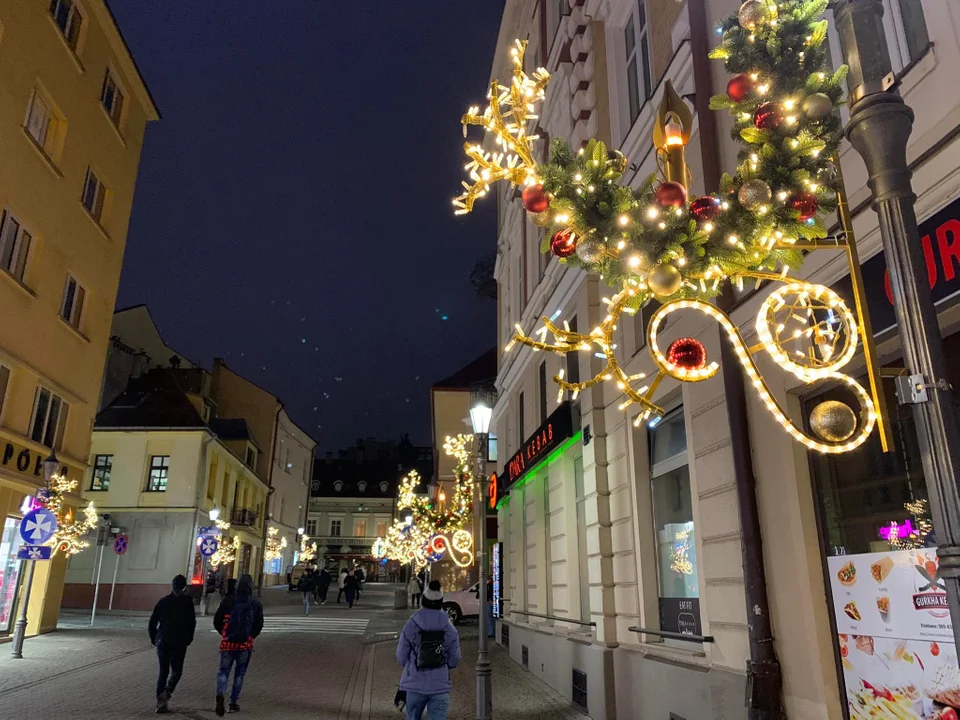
[432,347,498,390]
[310,438,433,499]
[209,419,261,450]
[96,369,205,429]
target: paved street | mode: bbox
[0,584,587,719]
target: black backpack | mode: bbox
[416,629,447,670]
[226,599,254,644]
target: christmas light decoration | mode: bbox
[38,473,98,556]
[298,534,318,564]
[453,0,893,456]
[670,529,694,575]
[265,526,288,562]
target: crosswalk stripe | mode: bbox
[209,616,370,635]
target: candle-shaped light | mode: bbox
[652,81,693,188]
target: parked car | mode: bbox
[442,581,481,625]
[288,563,311,591]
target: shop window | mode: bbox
[649,408,701,640]
[147,455,170,492]
[574,455,591,623]
[30,386,68,449]
[0,517,25,633]
[90,454,112,490]
[330,519,341,537]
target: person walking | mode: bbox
[407,574,421,608]
[337,567,348,603]
[396,580,461,720]
[213,574,264,716]
[317,567,332,605]
[298,568,315,616]
[148,574,197,714]
[343,569,359,608]
[354,566,365,598]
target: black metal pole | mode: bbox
[835,0,960,650]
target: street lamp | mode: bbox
[470,384,495,720]
[41,451,59,485]
[209,506,221,522]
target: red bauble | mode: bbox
[550,229,577,258]
[754,102,783,130]
[727,73,752,102]
[689,195,722,222]
[522,184,550,213]
[789,192,819,221]
[667,338,708,371]
[655,181,688,207]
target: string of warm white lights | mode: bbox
[265,526,288,562]
[39,473,98,557]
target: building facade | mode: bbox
[490,1,953,719]
[0,0,157,637]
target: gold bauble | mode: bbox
[531,210,552,227]
[648,263,683,297]
[809,400,858,443]
[738,0,770,30]
[607,149,629,175]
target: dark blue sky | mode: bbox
[108,3,504,452]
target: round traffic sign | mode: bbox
[199,537,219,557]
[113,534,128,555]
[19,508,57,545]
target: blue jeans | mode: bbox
[302,591,311,615]
[216,650,251,703]
[405,691,450,720]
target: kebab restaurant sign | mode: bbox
[502,403,574,488]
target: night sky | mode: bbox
[107,3,505,453]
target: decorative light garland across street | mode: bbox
[453,0,893,455]
[265,526,288,562]
[37,473,98,556]
[375,435,476,570]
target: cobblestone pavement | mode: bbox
[0,584,588,719]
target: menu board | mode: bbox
[827,548,960,719]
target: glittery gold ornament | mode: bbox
[648,263,683,297]
[607,149,628,174]
[576,238,607,264]
[532,210,552,227]
[738,179,772,212]
[810,400,858,443]
[738,0,770,30]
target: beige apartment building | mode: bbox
[489,1,951,719]
[0,0,157,636]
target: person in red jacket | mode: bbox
[212,574,263,716]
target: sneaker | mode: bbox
[228,702,241,713]
[216,694,225,717]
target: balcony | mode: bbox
[231,508,259,528]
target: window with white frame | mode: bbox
[90,454,112,491]
[354,519,366,537]
[60,275,85,329]
[49,0,83,52]
[375,519,388,537]
[24,91,53,149]
[0,365,10,423]
[306,519,317,536]
[100,69,124,129]
[147,455,170,492]
[30,386,68,449]
[81,168,106,222]
[0,211,32,284]
[625,1,653,124]
[330,519,341,537]
[245,445,257,470]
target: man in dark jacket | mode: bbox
[316,567,332,605]
[213,574,264,716]
[148,574,197,714]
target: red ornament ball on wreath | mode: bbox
[521,183,550,213]
[550,229,578,258]
[727,73,752,102]
[754,102,783,130]
[690,195,721,222]
[789,192,819,221]
[655,181,688,208]
[666,337,708,371]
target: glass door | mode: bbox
[0,517,25,633]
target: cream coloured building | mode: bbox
[0,0,158,636]
[489,1,952,719]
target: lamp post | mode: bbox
[470,386,495,720]
[12,451,60,659]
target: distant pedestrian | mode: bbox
[337,568,348,603]
[298,569,316,616]
[213,574,264,716]
[343,570,359,608]
[148,574,197,714]
[408,574,422,608]
[317,567,332,605]
[354,566,365,597]
[396,580,461,720]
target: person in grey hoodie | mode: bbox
[396,580,461,720]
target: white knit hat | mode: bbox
[422,580,443,606]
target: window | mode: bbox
[245,446,257,469]
[375,519,389,537]
[24,92,53,149]
[147,455,170,492]
[546,0,568,55]
[207,453,218,500]
[100,69,124,128]
[538,361,548,423]
[518,392,525,445]
[30,387,68,449]
[574,455,591,622]
[90,454,112,490]
[0,211,31,283]
[488,434,499,463]
[306,519,317,536]
[0,365,9,422]
[49,0,83,52]
[625,1,653,123]
[330,519,341,537]
[357,480,367,492]
[81,168,106,222]
[354,519,366,537]
[633,300,660,353]
[566,317,580,384]
[221,469,230,506]
[60,275,85,329]
[521,219,529,304]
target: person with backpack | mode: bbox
[213,574,264,717]
[343,569,359,608]
[396,580,461,720]
[297,568,316,616]
[148,574,197,714]
[316,567,332,605]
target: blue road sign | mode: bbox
[17,545,52,561]
[199,537,219,557]
[19,509,57,545]
[197,526,221,537]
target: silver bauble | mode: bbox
[802,92,833,120]
[648,264,683,297]
[738,0,770,30]
[738,179,772,212]
[809,400,858,443]
[575,238,606,264]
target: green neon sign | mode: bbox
[495,431,582,510]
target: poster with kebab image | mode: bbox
[828,547,960,719]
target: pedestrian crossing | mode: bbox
[212,615,370,637]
